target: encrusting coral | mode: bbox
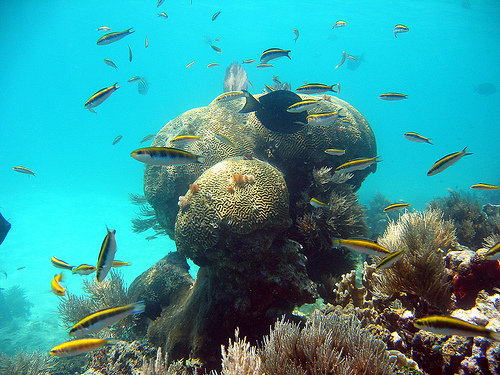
[371,209,456,311]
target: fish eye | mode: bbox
[136,150,144,154]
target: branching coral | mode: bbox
[430,191,500,249]
[58,271,136,340]
[218,307,395,375]
[372,209,456,311]
[0,351,55,375]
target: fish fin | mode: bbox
[132,301,146,314]
[331,238,342,248]
[127,28,135,34]
[88,108,97,114]
[462,146,473,155]
[239,90,262,113]
[490,331,500,342]
[113,82,120,89]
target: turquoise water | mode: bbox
[0,0,498,356]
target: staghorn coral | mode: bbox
[430,191,500,249]
[372,209,456,311]
[58,271,137,340]
[0,351,55,375]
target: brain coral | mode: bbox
[144,92,376,239]
[175,157,291,265]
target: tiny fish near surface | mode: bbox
[128,45,132,62]
[394,24,409,38]
[12,166,35,176]
[379,93,407,100]
[112,135,123,145]
[212,11,221,21]
[104,59,118,69]
[97,28,134,45]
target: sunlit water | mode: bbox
[0,0,498,355]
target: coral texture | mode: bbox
[0,351,54,375]
[372,209,456,311]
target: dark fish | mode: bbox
[210,44,221,53]
[474,83,497,96]
[138,78,149,96]
[239,90,308,134]
[212,11,221,21]
[112,135,123,145]
[128,45,132,62]
[97,28,134,45]
[17,266,26,270]
[223,62,248,92]
[0,212,11,246]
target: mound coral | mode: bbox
[430,191,500,249]
[372,209,456,311]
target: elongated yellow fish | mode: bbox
[131,147,205,166]
[427,147,472,176]
[112,260,132,268]
[379,93,407,100]
[394,24,409,38]
[69,302,145,337]
[404,132,432,144]
[414,316,500,341]
[332,238,391,257]
[50,338,118,357]
[72,264,96,275]
[51,256,74,270]
[333,20,347,28]
[12,166,36,176]
[307,111,343,126]
[260,48,291,63]
[310,198,328,208]
[383,203,411,212]
[170,135,202,143]
[335,157,380,174]
[215,91,245,102]
[51,273,66,296]
[96,228,117,282]
[97,28,134,45]
[485,241,500,260]
[470,183,499,191]
[324,149,345,156]
[376,248,408,269]
[186,61,196,69]
[84,83,119,113]
[286,99,320,113]
[296,83,338,94]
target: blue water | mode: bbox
[0,0,499,355]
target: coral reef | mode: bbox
[446,246,500,308]
[430,191,500,249]
[144,94,376,240]
[0,285,32,324]
[0,350,55,375]
[58,271,137,340]
[218,306,396,375]
[372,209,456,311]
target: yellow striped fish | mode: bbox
[96,228,117,282]
[12,166,36,176]
[186,61,196,69]
[383,203,411,212]
[394,24,409,38]
[242,59,255,64]
[51,256,74,270]
[112,260,132,268]
[376,248,408,269]
[131,147,205,166]
[332,238,391,257]
[379,93,407,101]
[207,63,219,68]
[170,135,202,143]
[50,338,118,357]
[256,63,273,69]
[310,198,328,208]
[307,111,343,126]
[158,12,168,18]
[215,91,245,102]
[470,183,499,191]
[96,28,134,45]
[84,83,119,113]
[69,302,145,337]
[485,241,500,260]
[427,147,472,176]
[260,48,291,63]
[324,149,345,156]
[335,157,380,174]
[72,264,96,275]
[286,99,320,113]
[332,20,347,28]
[296,83,339,94]
[97,26,111,31]
[51,273,66,296]
[414,316,500,341]
[404,132,432,144]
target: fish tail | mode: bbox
[375,156,382,162]
[428,139,433,145]
[131,301,146,315]
[239,90,262,113]
[462,146,473,155]
[489,330,500,342]
[113,82,120,89]
[331,238,341,248]
[286,51,291,59]
[127,28,135,34]
[104,339,120,346]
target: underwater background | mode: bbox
[0,0,499,371]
